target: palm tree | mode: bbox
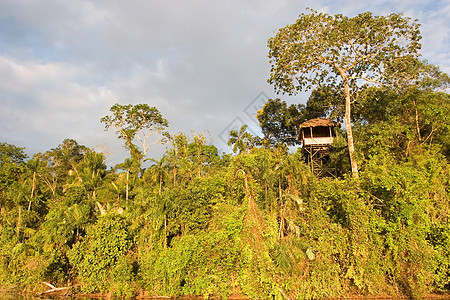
[116,158,140,203]
[227,125,257,154]
[80,150,107,200]
[145,157,169,195]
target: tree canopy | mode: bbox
[101,103,168,163]
[256,99,306,146]
[0,142,27,164]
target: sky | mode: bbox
[1,0,449,165]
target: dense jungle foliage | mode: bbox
[0,71,449,299]
[0,11,449,299]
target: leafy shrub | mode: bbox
[68,214,134,296]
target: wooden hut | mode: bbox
[299,118,340,148]
[299,118,340,177]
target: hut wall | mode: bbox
[303,136,334,146]
[301,126,334,146]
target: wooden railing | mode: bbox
[303,137,334,146]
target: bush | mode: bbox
[68,214,134,296]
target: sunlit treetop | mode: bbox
[101,103,169,162]
[0,142,28,164]
[268,9,422,95]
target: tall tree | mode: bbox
[267,10,421,178]
[32,139,88,199]
[101,103,168,163]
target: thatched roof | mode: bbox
[299,118,340,129]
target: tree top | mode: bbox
[268,9,422,95]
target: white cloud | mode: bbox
[0,56,114,108]
[0,55,118,156]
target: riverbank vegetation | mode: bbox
[0,11,449,300]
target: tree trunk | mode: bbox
[159,174,162,196]
[278,180,282,206]
[126,170,129,202]
[163,215,167,249]
[28,171,36,211]
[264,180,268,210]
[413,100,422,141]
[172,168,177,186]
[16,206,21,238]
[279,204,285,239]
[342,73,359,178]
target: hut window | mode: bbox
[311,126,330,138]
[303,128,312,138]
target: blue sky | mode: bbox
[1,0,449,164]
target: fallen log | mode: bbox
[39,282,69,296]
